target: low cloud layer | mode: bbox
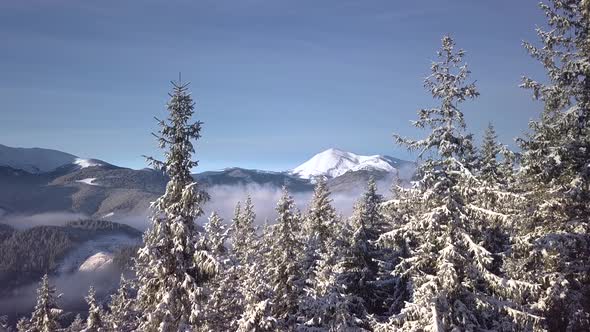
[199,178,395,225]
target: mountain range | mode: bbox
[0,144,415,220]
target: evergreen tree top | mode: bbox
[394,35,479,161]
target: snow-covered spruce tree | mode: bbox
[298,203,380,331]
[480,123,502,185]
[296,178,341,329]
[377,36,541,331]
[68,314,85,332]
[506,1,590,330]
[473,123,520,261]
[477,122,517,188]
[299,179,391,330]
[230,201,242,254]
[232,195,258,265]
[201,211,244,331]
[378,178,418,316]
[300,178,337,287]
[203,198,260,331]
[346,179,394,315]
[20,274,62,332]
[266,187,303,328]
[107,275,137,332]
[134,80,217,331]
[237,212,276,332]
[202,211,228,257]
[16,318,29,332]
[83,286,104,332]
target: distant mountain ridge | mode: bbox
[0,144,112,174]
[0,145,415,219]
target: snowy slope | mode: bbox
[78,252,114,272]
[291,148,402,179]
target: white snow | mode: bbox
[76,177,100,186]
[102,212,115,219]
[74,158,105,168]
[291,148,398,179]
[78,252,114,272]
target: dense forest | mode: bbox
[6,1,589,331]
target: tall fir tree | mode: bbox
[237,213,276,332]
[134,80,217,331]
[300,178,337,286]
[67,314,85,332]
[474,123,519,259]
[479,123,502,185]
[297,178,341,329]
[507,1,590,330]
[378,36,541,331]
[202,211,244,331]
[107,275,137,332]
[19,274,62,332]
[342,178,392,316]
[83,286,104,332]
[232,196,258,265]
[202,211,228,257]
[266,187,303,328]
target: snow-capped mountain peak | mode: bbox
[291,148,400,179]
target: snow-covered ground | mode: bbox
[75,177,101,186]
[291,148,398,179]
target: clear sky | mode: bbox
[0,0,547,171]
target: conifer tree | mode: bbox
[232,196,258,265]
[297,178,342,329]
[68,314,85,332]
[378,36,541,331]
[334,179,392,327]
[16,318,29,332]
[230,201,242,253]
[266,187,303,328]
[473,123,520,259]
[300,178,337,286]
[203,211,228,256]
[480,123,502,184]
[134,80,217,331]
[237,215,275,332]
[508,1,590,330]
[107,275,137,332]
[202,211,244,331]
[83,286,104,332]
[23,274,62,332]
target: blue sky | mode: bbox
[0,0,547,171]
